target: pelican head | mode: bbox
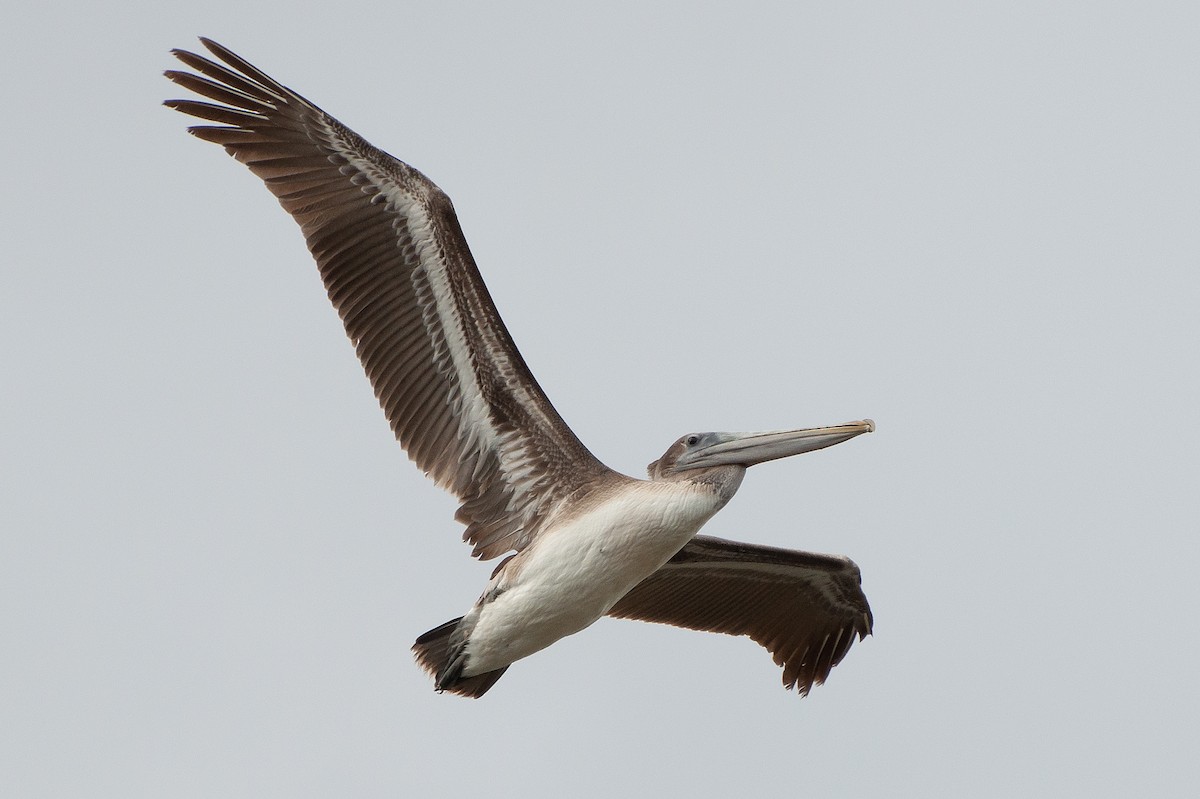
[647,420,875,480]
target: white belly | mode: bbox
[461,482,725,676]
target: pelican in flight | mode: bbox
[165,39,875,698]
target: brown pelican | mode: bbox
[164,39,875,698]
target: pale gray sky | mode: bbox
[4,2,1199,796]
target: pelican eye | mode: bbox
[686,435,700,447]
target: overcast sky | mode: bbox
[3,2,1199,796]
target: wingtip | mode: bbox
[197,36,221,54]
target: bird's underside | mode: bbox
[164,38,874,699]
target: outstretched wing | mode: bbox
[607,535,872,695]
[165,39,609,559]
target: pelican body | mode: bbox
[444,476,733,691]
[166,39,876,698]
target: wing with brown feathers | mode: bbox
[165,39,609,558]
[607,535,872,695]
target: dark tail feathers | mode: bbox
[412,617,508,698]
